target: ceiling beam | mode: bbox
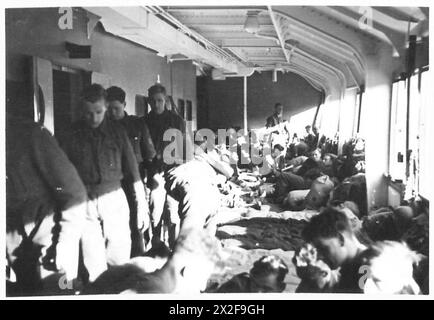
[313,7,401,58]
[267,6,290,63]
[220,38,278,47]
[341,6,416,34]
[164,6,267,11]
[272,6,367,76]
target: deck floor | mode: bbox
[207,203,319,293]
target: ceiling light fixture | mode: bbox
[244,11,260,34]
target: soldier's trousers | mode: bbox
[82,187,131,280]
[275,172,311,200]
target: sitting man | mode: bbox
[300,208,367,293]
[322,153,339,178]
[284,174,335,211]
[304,125,319,151]
[299,208,422,294]
[273,148,324,202]
[216,255,288,293]
[256,144,285,179]
[295,148,323,176]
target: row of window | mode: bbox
[389,67,430,198]
[302,62,429,200]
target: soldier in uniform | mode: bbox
[144,83,186,247]
[6,114,91,295]
[106,86,156,256]
[265,103,284,129]
[61,84,149,267]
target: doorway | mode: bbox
[52,67,90,139]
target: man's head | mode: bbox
[81,84,107,129]
[302,208,358,269]
[148,84,167,115]
[249,255,288,293]
[359,241,421,294]
[274,103,283,117]
[305,125,312,134]
[272,144,284,159]
[107,86,126,120]
[323,153,336,167]
[310,148,322,162]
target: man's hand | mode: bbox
[137,201,151,231]
[132,180,151,231]
[272,168,281,177]
[54,241,79,282]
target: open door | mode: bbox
[52,66,91,139]
[31,57,54,133]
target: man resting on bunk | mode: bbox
[295,208,422,294]
[273,148,325,203]
[256,144,286,181]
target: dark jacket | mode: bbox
[6,115,87,243]
[118,112,156,165]
[266,113,282,129]
[60,117,141,196]
[144,109,186,172]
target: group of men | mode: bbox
[265,102,320,152]
[6,82,232,295]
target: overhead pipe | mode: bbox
[145,6,242,65]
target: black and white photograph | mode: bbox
[1,0,432,300]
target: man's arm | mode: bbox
[32,126,87,279]
[174,112,195,162]
[120,127,150,231]
[140,119,157,164]
[265,116,273,128]
[196,149,234,179]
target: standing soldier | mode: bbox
[61,84,149,267]
[6,114,91,295]
[144,83,186,247]
[106,86,156,256]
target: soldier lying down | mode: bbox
[294,208,424,294]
